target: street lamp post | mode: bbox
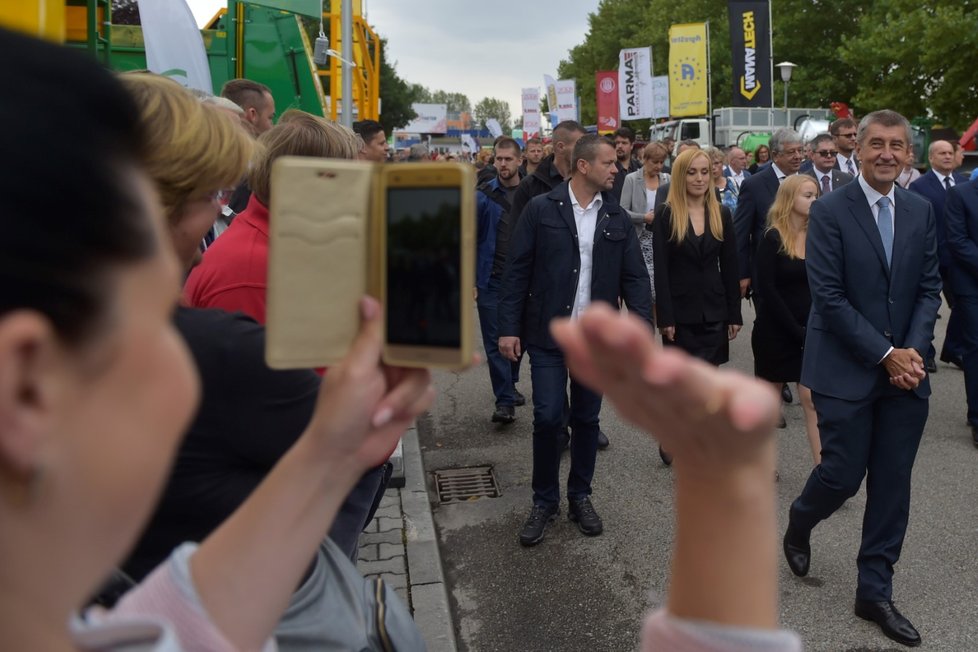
[775,61,797,127]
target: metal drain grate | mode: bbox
[433,466,500,503]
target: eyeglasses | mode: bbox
[837,132,857,139]
[815,149,839,157]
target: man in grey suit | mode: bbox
[783,110,941,648]
[804,132,854,194]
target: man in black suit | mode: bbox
[804,132,854,194]
[499,134,651,546]
[910,140,970,371]
[784,110,941,647]
[830,117,860,176]
[733,127,804,297]
[944,178,978,447]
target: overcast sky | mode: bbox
[185,0,595,118]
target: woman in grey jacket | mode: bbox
[621,142,671,302]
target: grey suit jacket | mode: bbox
[620,169,670,237]
[804,168,854,193]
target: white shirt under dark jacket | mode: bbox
[568,186,601,320]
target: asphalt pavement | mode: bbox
[417,300,978,652]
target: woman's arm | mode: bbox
[651,204,675,328]
[719,208,743,325]
[190,297,434,651]
[551,305,781,629]
[620,173,647,225]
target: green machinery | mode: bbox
[57,0,379,121]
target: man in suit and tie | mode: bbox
[944,178,978,447]
[499,134,651,547]
[783,110,941,648]
[910,140,970,371]
[733,128,804,297]
[830,117,860,176]
[804,132,854,194]
[723,146,751,192]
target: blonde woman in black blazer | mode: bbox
[651,148,742,366]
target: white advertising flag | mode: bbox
[485,119,504,138]
[401,103,449,133]
[618,47,654,120]
[521,87,541,138]
[652,75,670,119]
[555,79,578,123]
[136,0,213,93]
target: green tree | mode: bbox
[377,37,419,133]
[839,0,978,127]
[474,97,512,133]
[409,86,472,115]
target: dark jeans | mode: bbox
[477,274,521,406]
[956,293,978,427]
[328,462,392,562]
[527,345,603,507]
[790,383,927,601]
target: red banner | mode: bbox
[595,71,619,134]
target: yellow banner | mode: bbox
[668,23,708,117]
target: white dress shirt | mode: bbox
[837,153,858,175]
[770,162,792,183]
[568,186,601,320]
[935,171,956,188]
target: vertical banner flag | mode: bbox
[555,79,578,123]
[521,87,541,138]
[668,23,708,117]
[136,0,213,93]
[727,0,772,106]
[485,119,504,139]
[651,76,670,119]
[595,72,619,134]
[618,47,654,120]
[543,75,559,126]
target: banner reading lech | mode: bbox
[727,0,772,107]
[595,72,619,134]
[668,23,708,117]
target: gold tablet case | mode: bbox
[265,157,474,370]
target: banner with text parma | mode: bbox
[727,0,771,107]
[618,47,653,120]
[668,23,708,117]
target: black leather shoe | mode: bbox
[925,358,938,373]
[568,497,603,536]
[971,426,978,449]
[491,405,515,424]
[783,523,811,577]
[781,383,793,404]
[597,429,610,449]
[513,389,526,406]
[519,504,558,546]
[854,599,921,647]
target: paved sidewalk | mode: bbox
[358,425,457,652]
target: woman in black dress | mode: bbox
[652,148,742,363]
[751,175,820,465]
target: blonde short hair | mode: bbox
[250,109,359,204]
[119,72,254,220]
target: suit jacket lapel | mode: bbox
[847,183,889,274]
[889,191,912,280]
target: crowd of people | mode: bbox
[0,26,821,652]
[476,113,975,649]
[4,20,978,651]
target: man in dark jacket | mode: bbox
[476,137,526,424]
[499,135,652,546]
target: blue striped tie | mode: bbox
[877,196,893,266]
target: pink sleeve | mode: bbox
[108,544,275,652]
[640,609,803,652]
